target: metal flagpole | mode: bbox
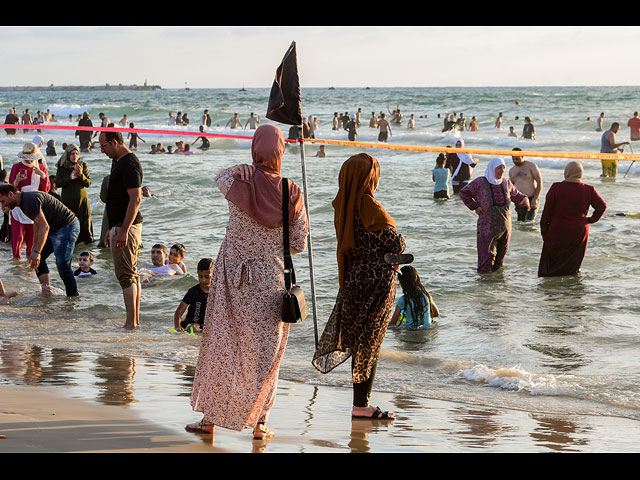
[624,144,635,178]
[296,126,319,347]
[265,40,319,347]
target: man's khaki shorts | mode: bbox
[110,223,142,289]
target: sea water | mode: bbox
[1,86,640,427]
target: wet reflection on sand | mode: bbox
[1,340,637,453]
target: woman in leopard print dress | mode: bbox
[313,153,405,420]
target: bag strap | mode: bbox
[282,178,296,291]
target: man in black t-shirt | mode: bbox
[0,186,79,296]
[99,131,143,330]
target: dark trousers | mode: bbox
[0,212,8,241]
[353,359,377,407]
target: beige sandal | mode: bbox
[253,423,274,440]
[185,419,215,433]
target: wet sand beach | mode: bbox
[1,345,639,453]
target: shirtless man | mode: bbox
[244,112,260,129]
[377,113,392,142]
[225,113,243,129]
[369,112,378,128]
[97,113,111,138]
[509,148,543,221]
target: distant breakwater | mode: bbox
[0,84,162,92]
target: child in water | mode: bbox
[432,153,451,199]
[139,244,184,282]
[389,266,440,329]
[127,122,146,150]
[74,251,97,276]
[167,243,187,274]
[173,258,214,332]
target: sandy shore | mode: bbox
[2,376,640,453]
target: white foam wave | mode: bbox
[457,363,565,396]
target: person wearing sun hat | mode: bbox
[7,143,50,259]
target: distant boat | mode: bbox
[239,85,246,92]
[328,86,335,90]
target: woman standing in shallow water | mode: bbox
[538,161,607,277]
[186,124,308,440]
[459,157,530,274]
[312,153,405,420]
[55,144,94,244]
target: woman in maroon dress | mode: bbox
[538,161,607,277]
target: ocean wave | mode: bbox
[456,362,640,412]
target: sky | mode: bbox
[1,26,639,89]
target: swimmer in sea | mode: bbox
[225,113,243,129]
[140,244,183,278]
[192,126,210,150]
[244,113,260,130]
[377,113,392,142]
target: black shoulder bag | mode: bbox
[281,178,309,324]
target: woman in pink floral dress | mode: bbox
[187,125,308,440]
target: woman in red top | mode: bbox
[538,161,607,277]
[8,142,50,259]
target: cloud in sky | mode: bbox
[1,26,639,88]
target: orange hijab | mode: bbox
[225,124,303,228]
[332,153,396,288]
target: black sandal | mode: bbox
[384,253,414,266]
[352,406,394,420]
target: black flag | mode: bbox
[266,41,302,126]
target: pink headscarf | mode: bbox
[225,124,303,228]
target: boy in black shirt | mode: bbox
[173,258,214,333]
[74,251,97,276]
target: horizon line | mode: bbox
[2,84,640,90]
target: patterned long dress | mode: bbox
[313,212,405,384]
[459,177,528,273]
[190,167,308,431]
